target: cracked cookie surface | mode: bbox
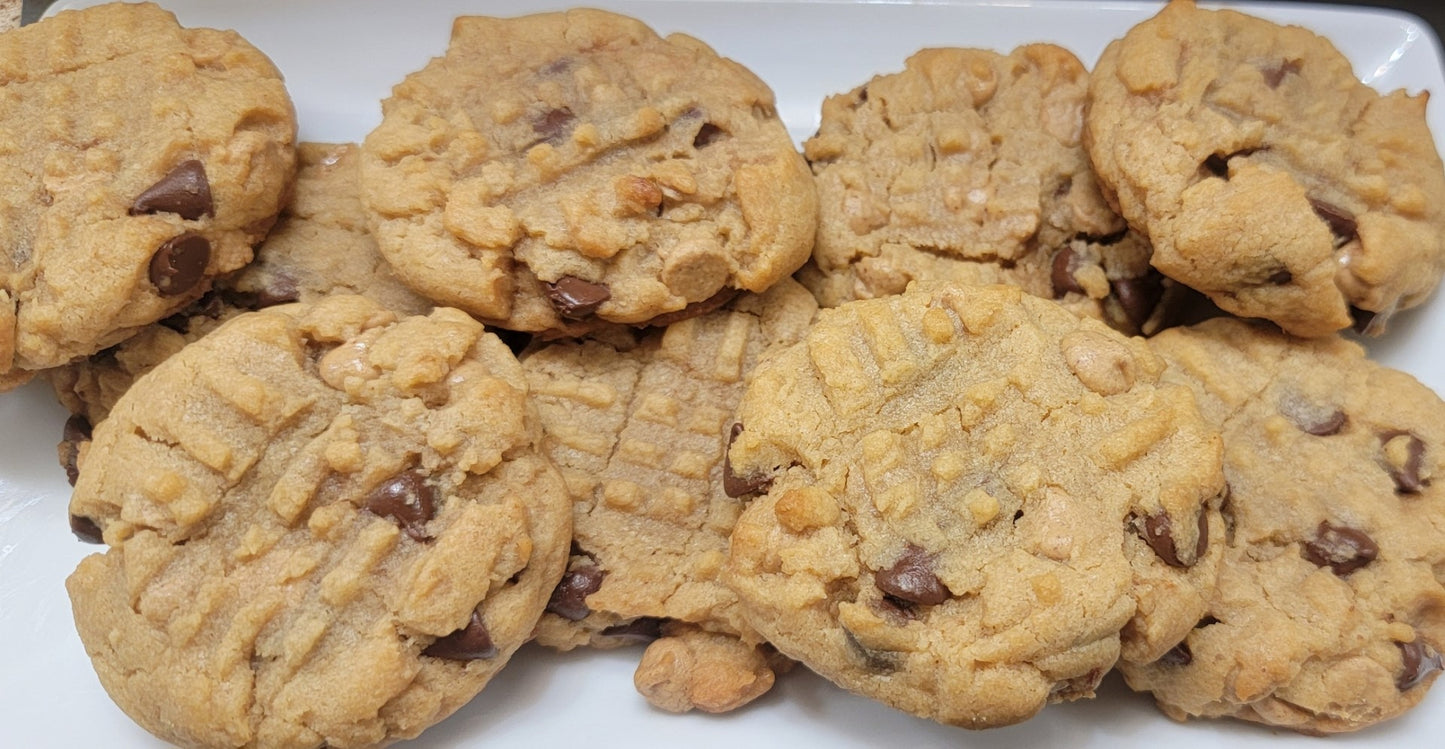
[724,283,1225,728]
[1085,0,1445,337]
[1121,318,1445,733]
[66,295,570,749]
[0,2,296,374]
[524,279,816,712]
[801,46,1167,334]
[360,9,816,335]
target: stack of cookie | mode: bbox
[3,0,1442,746]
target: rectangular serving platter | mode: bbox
[3,1,1443,747]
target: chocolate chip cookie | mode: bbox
[0,2,297,374]
[66,295,571,748]
[524,279,817,712]
[725,283,1226,727]
[48,142,431,481]
[360,8,816,335]
[801,46,1166,334]
[1085,0,1445,337]
[1121,317,1445,733]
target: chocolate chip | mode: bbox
[1267,268,1293,285]
[1050,247,1086,298]
[1380,430,1428,494]
[601,617,665,644]
[149,233,211,297]
[1138,509,1208,568]
[693,122,726,149]
[874,544,950,605]
[60,414,92,487]
[1280,394,1347,436]
[1307,197,1358,244]
[1301,521,1378,575]
[1050,668,1106,700]
[422,610,497,660]
[843,628,899,672]
[872,594,920,624]
[544,276,610,319]
[642,288,740,329]
[228,272,299,310]
[722,423,772,498]
[546,564,604,621]
[1157,642,1193,667]
[1112,273,1164,329]
[1262,59,1302,88]
[69,514,103,544]
[530,107,576,147]
[1397,638,1444,691]
[130,160,213,220]
[363,470,436,542]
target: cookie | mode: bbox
[801,46,1165,334]
[48,142,432,476]
[1121,318,1445,733]
[1085,0,1445,337]
[66,294,571,748]
[360,9,816,335]
[524,279,816,712]
[0,2,297,374]
[724,283,1226,727]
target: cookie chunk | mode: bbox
[360,9,816,335]
[1085,0,1445,337]
[802,46,1165,333]
[1121,318,1445,733]
[47,142,431,479]
[725,283,1225,728]
[0,2,297,373]
[524,280,816,712]
[66,295,570,748]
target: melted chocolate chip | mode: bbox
[601,616,665,644]
[1301,521,1378,575]
[843,628,899,672]
[1050,247,1086,298]
[1280,394,1348,436]
[874,544,950,605]
[1139,509,1209,568]
[1380,430,1428,494]
[1158,642,1193,667]
[872,594,920,624]
[1297,409,1347,436]
[642,288,740,329]
[60,414,92,487]
[1397,638,1444,691]
[70,514,103,544]
[693,122,726,149]
[363,470,436,541]
[149,233,211,297]
[722,423,772,498]
[1262,59,1302,88]
[1307,197,1358,244]
[1050,668,1106,700]
[530,107,576,146]
[1112,272,1164,329]
[130,160,213,220]
[423,611,497,660]
[546,564,604,621]
[228,272,300,310]
[544,276,611,319]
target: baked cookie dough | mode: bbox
[725,283,1226,727]
[48,142,431,484]
[67,295,570,748]
[360,9,815,335]
[1122,318,1445,733]
[802,46,1166,334]
[0,2,297,374]
[1085,0,1445,337]
[524,279,816,712]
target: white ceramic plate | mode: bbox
[4,1,1444,746]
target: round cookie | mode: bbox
[66,295,571,748]
[801,46,1164,334]
[360,9,816,335]
[0,2,297,374]
[1085,0,1445,337]
[1121,318,1445,733]
[523,279,817,713]
[47,142,432,481]
[724,283,1226,728]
